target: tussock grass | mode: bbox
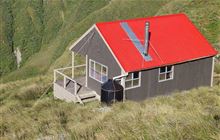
[1,84,220,139]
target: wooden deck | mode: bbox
[54,76,99,103]
[55,77,92,95]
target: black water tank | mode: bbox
[101,79,124,105]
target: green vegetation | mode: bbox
[0,79,219,139]
[1,0,220,139]
[0,0,16,76]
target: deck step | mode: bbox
[81,97,98,103]
[79,92,98,103]
[79,92,96,99]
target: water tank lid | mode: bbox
[101,79,123,92]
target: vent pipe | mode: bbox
[144,22,150,56]
[120,22,152,61]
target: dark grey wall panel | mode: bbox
[125,57,213,101]
[71,28,121,95]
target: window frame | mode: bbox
[89,59,108,83]
[125,71,141,90]
[158,65,174,82]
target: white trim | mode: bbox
[113,73,128,80]
[158,65,174,82]
[69,25,96,51]
[89,59,108,84]
[54,69,78,95]
[94,25,126,73]
[124,71,141,90]
[121,70,127,102]
[72,51,74,79]
[74,64,86,68]
[112,71,128,102]
[85,55,88,87]
[211,57,215,87]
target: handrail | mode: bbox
[74,64,86,68]
[54,64,86,71]
[55,66,73,71]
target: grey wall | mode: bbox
[71,28,121,95]
[125,57,213,101]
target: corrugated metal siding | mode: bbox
[125,57,213,101]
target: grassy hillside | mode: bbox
[1,0,220,139]
[0,0,110,78]
[0,80,219,139]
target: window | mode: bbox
[89,59,108,83]
[159,65,174,82]
[125,72,141,89]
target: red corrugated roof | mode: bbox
[96,13,218,72]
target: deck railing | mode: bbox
[54,69,78,95]
[54,64,86,95]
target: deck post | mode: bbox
[64,76,66,89]
[74,82,77,95]
[211,57,215,87]
[72,51,74,79]
[121,76,126,102]
[54,70,56,83]
[85,55,88,87]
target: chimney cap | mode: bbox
[145,21,150,26]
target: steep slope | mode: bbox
[1,0,45,75]
[0,0,110,79]
[0,0,17,76]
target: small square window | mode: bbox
[159,65,174,82]
[125,72,141,89]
